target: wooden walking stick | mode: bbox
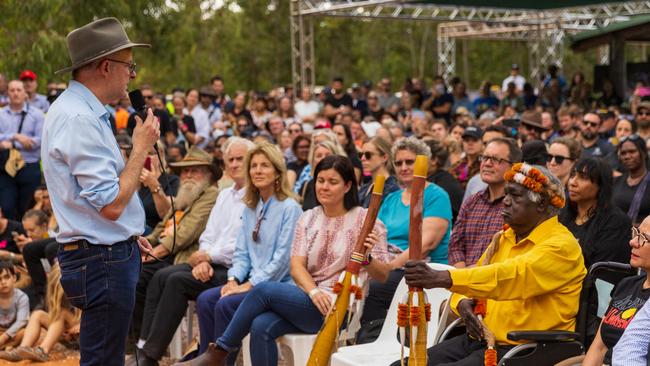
[307,175,386,366]
[397,155,430,366]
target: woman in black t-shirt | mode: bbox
[613,135,650,225]
[559,158,632,268]
[583,215,650,365]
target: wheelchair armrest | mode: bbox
[507,330,579,342]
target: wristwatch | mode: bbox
[152,185,162,195]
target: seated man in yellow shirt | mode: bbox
[394,163,587,365]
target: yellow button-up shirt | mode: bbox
[449,216,586,345]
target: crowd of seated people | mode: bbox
[1,66,650,364]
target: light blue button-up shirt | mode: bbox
[28,94,50,113]
[41,80,145,244]
[0,104,45,163]
[228,195,302,286]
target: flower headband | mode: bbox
[504,163,565,208]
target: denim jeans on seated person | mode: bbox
[58,238,140,366]
[216,281,325,366]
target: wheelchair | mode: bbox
[436,261,638,366]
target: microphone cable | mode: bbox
[133,140,177,366]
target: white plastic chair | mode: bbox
[241,297,366,366]
[330,263,453,366]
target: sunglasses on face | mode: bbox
[478,155,512,165]
[546,154,573,164]
[632,226,649,247]
[394,159,415,167]
[358,151,377,160]
[582,120,600,128]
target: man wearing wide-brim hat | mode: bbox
[168,145,222,183]
[40,17,160,365]
[519,110,548,142]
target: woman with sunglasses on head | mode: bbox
[559,157,632,268]
[177,155,390,366]
[357,137,400,208]
[361,136,452,328]
[298,140,348,211]
[191,142,302,365]
[582,215,650,366]
[547,136,581,188]
[613,135,650,225]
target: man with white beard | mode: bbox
[131,146,220,344]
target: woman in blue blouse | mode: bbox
[193,142,302,363]
[361,136,452,328]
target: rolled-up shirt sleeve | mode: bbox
[227,224,252,283]
[58,116,121,211]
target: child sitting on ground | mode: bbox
[0,264,80,362]
[0,261,29,349]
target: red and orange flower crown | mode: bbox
[504,163,565,208]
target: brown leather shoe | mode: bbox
[173,343,227,366]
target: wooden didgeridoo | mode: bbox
[307,175,386,366]
[408,155,429,366]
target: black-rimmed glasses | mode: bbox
[632,226,649,247]
[478,155,512,165]
[107,58,137,74]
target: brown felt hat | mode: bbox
[520,111,548,131]
[56,17,150,74]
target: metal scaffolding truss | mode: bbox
[436,21,568,82]
[290,1,650,89]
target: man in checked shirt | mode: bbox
[448,138,522,267]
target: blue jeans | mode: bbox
[0,161,41,220]
[196,286,248,365]
[217,282,324,366]
[58,238,140,366]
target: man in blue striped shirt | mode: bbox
[41,18,159,365]
[0,80,45,220]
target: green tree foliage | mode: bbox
[0,0,614,94]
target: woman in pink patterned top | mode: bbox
[182,155,392,366]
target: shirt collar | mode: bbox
[4,104,27,115]
[478,188,504,204]
[504,215,559,246]
[67,80,110,122]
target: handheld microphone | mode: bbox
[128,89,148,120]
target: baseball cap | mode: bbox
[462,126,483,139]
[19,70,37,81]
[511,63,519,70]
[314,119,332,130]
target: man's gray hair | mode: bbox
[525,165,563,215]
[391,136,431,158]
[223,136,255,157]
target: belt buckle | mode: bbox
[62,243,80,251]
